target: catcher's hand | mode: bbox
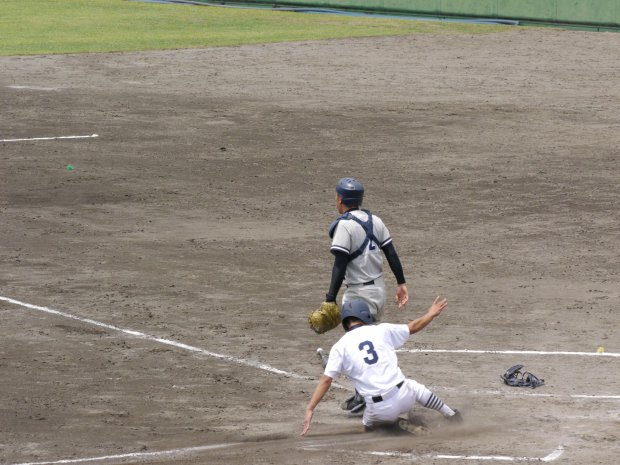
[308,301,340,334]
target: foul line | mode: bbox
[435,386,620,401]
[368,445,564,462]
[302,441,564,463]
[0,134,99,142]
[8,443,241,465]
[400,348,620,358]
[0,295,311,382]
[7,85,59,91]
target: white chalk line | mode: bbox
[400,348,620,358]
[435,386,620,401]
[0,295,311,383]
[302,442,564,462]
[1,134,99,142]
[7,85,59,91]
[11,438,362,465]
[571,394,620,399]
[8,442,241,465]
[367,444,564,462]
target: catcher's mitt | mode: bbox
[308,301,340,334]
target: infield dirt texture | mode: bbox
[1,27,619,465]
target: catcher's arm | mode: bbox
[325,251,348,302]
[308,251,346,334]
[382,242,409,308]
[301,375,333,436]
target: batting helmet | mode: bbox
[341,299,373,330]
[336,177,364,206]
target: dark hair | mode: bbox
[343,316,363,331]
[340,299,374,330]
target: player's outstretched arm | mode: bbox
[301,375,333,436]
[407,297,448,335]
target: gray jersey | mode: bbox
[330,210,392,285]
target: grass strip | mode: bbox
[0,0,508,56]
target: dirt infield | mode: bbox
[1,26,619,465]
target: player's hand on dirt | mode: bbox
[428,296,447,316]
[395,284,409,308]
[301,409,314,436]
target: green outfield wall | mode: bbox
[219,0,620,29]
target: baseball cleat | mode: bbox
[446,409,463,423]
[407,412,430,429]
[397,418,431,436]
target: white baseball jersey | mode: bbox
[330,210,392,285]
[324,323,409,397]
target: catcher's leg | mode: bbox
[341,390,365,414]
[342,281,385,321]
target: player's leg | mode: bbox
[362,379,430,435]
[407,379,462,422]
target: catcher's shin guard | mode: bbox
[341,391,366,414]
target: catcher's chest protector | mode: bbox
[329,210,380,260]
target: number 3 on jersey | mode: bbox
[359,340,379,365]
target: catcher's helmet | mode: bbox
[341,299,373,330]
[336,177,364,206]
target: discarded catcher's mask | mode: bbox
[501,364,545,389]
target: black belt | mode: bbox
[347,279,375,288]
[371,380,404,403]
